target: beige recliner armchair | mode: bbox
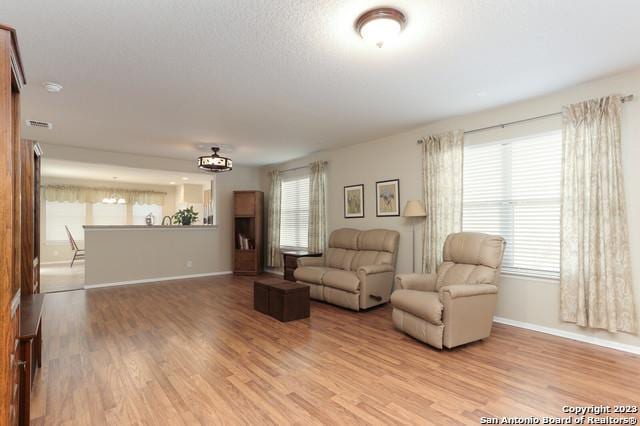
[391,232,505,349]
[294,228,400,311]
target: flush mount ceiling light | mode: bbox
[197,147,233,173]
[355,7,407,48]
[42,81,63,93]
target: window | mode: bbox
[45,201,86,242]
[280,172,310,249]
[92,203,127,225]
[462,131,562,277]
[132,204,163,225]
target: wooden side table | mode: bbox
[19,293,44,426]
[281,250,322,282]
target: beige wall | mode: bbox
[84,227,223,285]
[264,67,640,349]
[39,144,263,272]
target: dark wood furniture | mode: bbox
[18,294,43,426]
[233,191,264,275]
[281,250,322,282]
[1,24,26,426]
[21,140,41,294]
[253,278,310,322]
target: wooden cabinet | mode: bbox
[1,24,27,426]
[234,191,257,216]
[233,191,264,275]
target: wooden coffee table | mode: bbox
[254,278,310,322]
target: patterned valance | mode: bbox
[44,185,166,206]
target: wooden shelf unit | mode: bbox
[233,191,264,275]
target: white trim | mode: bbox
[84,271,233,289]
[265,268,284,276]
[493,316,640,355]
[41,260,81,266]
[83,225,217,231]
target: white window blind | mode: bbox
[92,203,127,225]
[280,172,310,249]
[132,204,163,225]
[45,201,86,242]
[462,131,562,278]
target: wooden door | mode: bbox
[0,24,26,426]
[21,140,41,295]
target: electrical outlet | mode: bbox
[186,260,193,268]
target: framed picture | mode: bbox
[376,179,400,217]
[344,184,364,218]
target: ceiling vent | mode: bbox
[26,120,53,129]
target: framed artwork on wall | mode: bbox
[344,184,364,218]
[376,179,400,217]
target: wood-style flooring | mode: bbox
[31,275,640,425]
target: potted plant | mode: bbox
[173,206,199,226]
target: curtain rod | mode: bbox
[417,94,634,144]
[279,160,327,174]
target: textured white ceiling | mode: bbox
[2,0,640,165]
[42,159,213,186]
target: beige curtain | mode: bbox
[560,95,637,333]
[44,185,166,205]
[421,130,464,273]
[266,170,282,268]
[308,161,328,253]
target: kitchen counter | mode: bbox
[83,225,217,230]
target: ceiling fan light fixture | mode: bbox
[197,147,233,173]
[355,7,407,48]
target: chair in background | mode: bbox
[65,226,85,268]
[391,232,506,349]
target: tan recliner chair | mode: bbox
[294,228,400,311]
[391,232,505,349]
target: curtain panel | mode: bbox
[44,185,166,206]
[308,161,328,253]
[266,170,282,268]
[560,95,637,334]
[421,130,464,273]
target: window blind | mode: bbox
[462,131,562,277]
[92,203,127,226]
[132,204,163,225]
[280,172,310,249]
[45,201,86,242]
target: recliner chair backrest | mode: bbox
[325,228,400,271]
[435,232,505,289]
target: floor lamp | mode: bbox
[403,200,427,273]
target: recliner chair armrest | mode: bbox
[438,284,497,299]
[394,274,438,292]
[297,257,325,267]
[358,266,396,309]
[357,264,394,275]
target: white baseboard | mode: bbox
[84,271,233,289]
[41,260,81,266]
[493,316,640,355]
[264,268,284,276]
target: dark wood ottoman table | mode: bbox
[254,278,310,322]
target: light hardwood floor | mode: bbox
[40,261,84,293]
[31,275,640,425]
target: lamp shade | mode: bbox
[403,200,426,217]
